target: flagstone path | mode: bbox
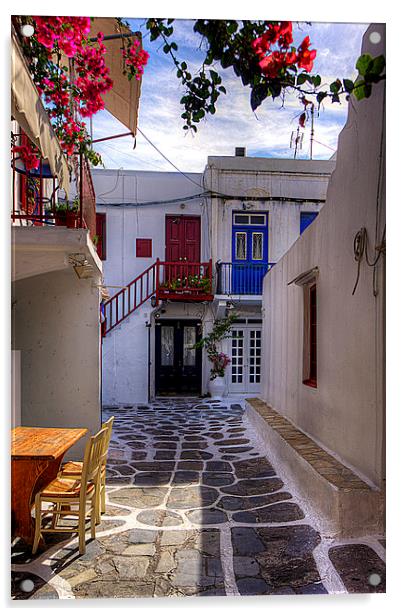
[11,398,385,600]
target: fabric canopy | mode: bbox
[90,17,142,136]
[11,30,70,195]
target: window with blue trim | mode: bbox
[300,212,318,235]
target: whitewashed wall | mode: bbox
[204,158,335,266]
[93,159,334,404]
[12,269,102,459]
[261,25,385,487]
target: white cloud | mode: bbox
[90,20,368,172]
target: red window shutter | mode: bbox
[96,213,106,260]
[136,238,152,258]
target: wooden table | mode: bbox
[11,426,88,545]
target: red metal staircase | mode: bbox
[102,259,213,336]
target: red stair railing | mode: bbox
[102,259,214,336]
[102,262,157,335]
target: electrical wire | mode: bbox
[312,138,337,153]
[352,226,385,296]
[137,127,206,190]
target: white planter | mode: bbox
[208,376,226,398]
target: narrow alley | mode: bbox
[11,398,385,599]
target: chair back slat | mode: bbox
[81,427,107,487]
[100,416,114,465]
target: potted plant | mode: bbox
[194,311,237,398]
[54,198,79,228]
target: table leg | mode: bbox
[11,456,63,546]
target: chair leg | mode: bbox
[51,502,62,528]
[32,494,43,555]
[78,505,86,555]
[91,496,96,540]
[101,482,106,515]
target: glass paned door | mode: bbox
[248,329,262,385]
[231,329,244,388]
[232,212,268,294]
[155,320,202,395]
[229,325,262,393]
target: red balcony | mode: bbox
[156,259,214,303]
[11,140,96,240]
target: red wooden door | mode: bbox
[165,215,201,262]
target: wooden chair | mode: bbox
[59,416,115,523]
[32,427,107,556]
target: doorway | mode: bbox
[228,321,262,394]
[231,211,268,294]
[165,215,201,262]
[155,319,202,395]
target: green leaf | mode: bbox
[330,79,342,93]
[297,73,308,85]
[312,75,321,87]
[371,54,385,76]
[210,70,219,84]
[356,53,373,77]
[163,44,171,54]
[353,79,366,100]
[343,79,354,93]
[316,91,327,105]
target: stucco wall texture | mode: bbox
[12,269,102,459]
[261,24,385,487]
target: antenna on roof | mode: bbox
[290,127,304,159]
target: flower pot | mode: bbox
[55,211,77,228]
[55,212,67,226]
[208,376,226,398]
[66,211,77,228]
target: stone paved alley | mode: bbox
[11,398,385,599]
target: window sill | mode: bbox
[303,379,317,389]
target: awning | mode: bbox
[90,18,142,136]
[287,267,319,286]
[11,30,70,195]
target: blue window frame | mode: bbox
[231,212,268,294]
[300,212,318,235]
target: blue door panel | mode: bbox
[231,216,268,294]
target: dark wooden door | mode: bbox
[155,320,202,395]
[165,215,201,262]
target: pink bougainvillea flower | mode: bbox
[297,36,317,72]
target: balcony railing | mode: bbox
[11,145,96,239]
[102,259,214,335]
[156,259,214,302]
[216,261,275,295]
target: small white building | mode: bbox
[93,154,335,404]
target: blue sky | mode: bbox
[90,18,368,172]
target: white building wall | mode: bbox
[93,160,334,403]
[12,268,102,459]
[92,170,208,404]
[261,24,385,487]
[204,158,334,266]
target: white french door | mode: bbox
[229,325,262,394]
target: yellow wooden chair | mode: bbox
[32,427,107,556]
[59,416,115,523]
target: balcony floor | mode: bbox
[12,398,385,599]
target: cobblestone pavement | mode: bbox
[11,398,386,599]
